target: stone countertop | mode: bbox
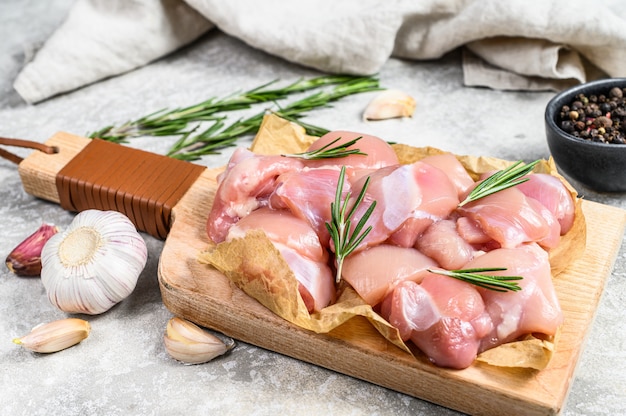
[1,2,625,415]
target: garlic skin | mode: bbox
[13,318,91,353]
[6,223,59,276]
[363,89,416,120]
[164,317,235,364]
[40,210,148,315]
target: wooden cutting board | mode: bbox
[16,131,626,416]
[158,166,626,416]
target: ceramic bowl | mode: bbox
[545,77,626,192]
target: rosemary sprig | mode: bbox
[458,160,540,207]
[89,75,378,144]
[325,166,376,283]
[281,136,366,160]
[168,76,381,160]
[428,268,523,292]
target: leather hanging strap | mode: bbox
[0,137,58,164]
[55,139,205,239]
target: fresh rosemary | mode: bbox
[326,166,376,283]
[89,75,380,160]
[428,268,523,292]
[167,76,381,160]
[458,160,540,207]
[281,136,366,160]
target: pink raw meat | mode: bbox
[342,244,436,306]
[303,130,399,170]
[226,208,334,312]
[516,173,576,234]
[415,219,477,269]
[420,153,475,198]
[207,148,304,243]
[380,243,562,369]
[457,187,553,249]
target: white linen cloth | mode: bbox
[13,0,626,103]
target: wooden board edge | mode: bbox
[157,266,563,416]
[17,131,91,203]
[157,172,626,416]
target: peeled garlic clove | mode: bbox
[164,317,234,364]
[41,210,148,315]
[6,223,59,276]
[363,89,416,120]
[13,318,91,353]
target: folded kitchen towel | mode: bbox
[13,0,213,104]
[13,0,626,103]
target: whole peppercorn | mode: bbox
[595,116,612,128]
[561,120,576,132]
[574,121,586,131]
[609,87,623,99]
[615,107,626,117]
[558,85,626,145]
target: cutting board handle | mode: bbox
[0,136,58,164]
[17,132,205,239]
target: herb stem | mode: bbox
[167,77,381,160]
[281,136,366,160]
[428,268,523,292]
[458,160,540,207]
[88,75,381,160]
[89,75,380,148]
[325,166,376,283]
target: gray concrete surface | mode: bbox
[1,1,625,415]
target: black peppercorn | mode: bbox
[610,87,623,99]
[558,85,626,145]
[595,116,612,128]
[561,120,575,132]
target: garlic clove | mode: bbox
[6,223,59,277]
[164,317,235,365]
[363,89,416,121]
[13,318,91,353]
[40,210,148,315]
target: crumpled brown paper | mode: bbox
[199,113,586,368]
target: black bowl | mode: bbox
[545,77,626,192]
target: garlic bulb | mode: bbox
[41,210,148,315]
[164,317,235,364]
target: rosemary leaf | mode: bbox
[167,76,381,160]
[281,136,367,160]
[89,75,379,145]
[458,160,540,207]
[325,166,376,283]
[428,268,523,292]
